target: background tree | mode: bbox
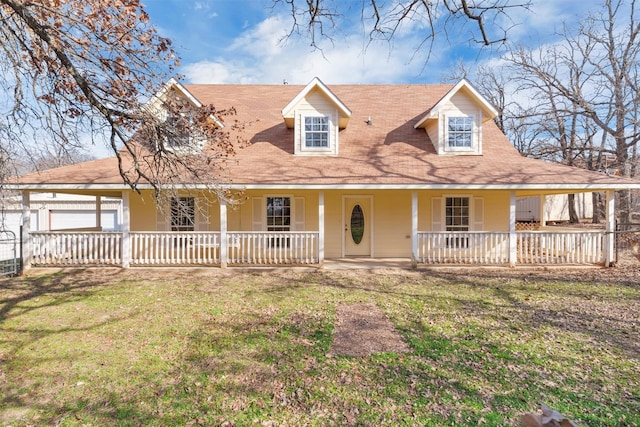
[0,0,240,200]
[505,0,640,224]
[447,0,640,224]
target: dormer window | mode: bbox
[304,116,330,149]
[164,115,205,153]
[447,116,474,149]
[281,77,352,156]
[414,80,498,156]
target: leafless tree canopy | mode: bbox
[448,0,640,223]
[273,0,531,58]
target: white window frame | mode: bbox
[302,116,331,152]
[265,196,292,232]
[164,115,206,154]
[170,196,195,231]
[445,115,475,152]
[444,196,470,232]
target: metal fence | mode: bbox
[615,222,640,262]
[0,230,18,277]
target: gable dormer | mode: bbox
[414,79,498,156]
[148,78,223,154]
[282,77,351,156]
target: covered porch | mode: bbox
[19,189,617,269]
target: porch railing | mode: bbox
[227,231,319,265]
[130,232,221,265]
[417,230,605,265]
[28,230,603,267]
[417,232,510,265]
[517,230,604,265]
[31,231,122,266]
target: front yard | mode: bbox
[1,265,639,426]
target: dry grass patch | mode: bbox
[330,303,409,357]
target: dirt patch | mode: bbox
[329,303,410,357]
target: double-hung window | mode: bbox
[304,116,329,148]
[165,115,205,152]
[445,196,469,248]
[447,116,474,149]
[266,197,291,231]
[266,196,291,247]
[445,197,469,231]
[170,197,195,231]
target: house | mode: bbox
[10,78,640,268]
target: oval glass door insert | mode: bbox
[350,204,365,244]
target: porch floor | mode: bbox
[323,258,412,270]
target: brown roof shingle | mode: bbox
[14,83,640,190]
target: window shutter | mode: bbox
[473,198,484,231]
[432,198,442,231]
[195,198,209,231]
[252,197,264,231]
[294,197,305,231]
[156,199,169,231]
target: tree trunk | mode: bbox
[567,193,579,223]
[592,192,601,224]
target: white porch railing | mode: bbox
[31,232,122,266]
[130,232,221,265]
[417,232,510,265]
[227,232,319,265]
[29,230,603,268]
[517,230,604,265]
[417,230,605,265]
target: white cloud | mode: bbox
[181,2,609,85]
[183,13,445,84]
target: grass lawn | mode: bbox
[0,267,639,426]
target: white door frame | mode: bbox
[341,195,374,257]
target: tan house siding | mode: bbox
[372,190,412,257]
[130,190,157,231]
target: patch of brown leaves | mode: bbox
[329,303,409,357]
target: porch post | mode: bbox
[411,191,418,268]
[539,194,546,227]
[318,191,324,266]
[604,190,615,267]
[21,191,31,271]
[220,199,228,268]
[509,191,517,267]
[95,195,102,230]
[121,191,130,268]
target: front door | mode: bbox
[344,196,371,257]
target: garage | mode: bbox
[49,210,119,231]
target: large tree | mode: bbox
[505,0,640,223]
[0,0,239,198]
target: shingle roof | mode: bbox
[13,83,640,190]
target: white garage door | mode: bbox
[50,210,119,231]
[0,210,39,238]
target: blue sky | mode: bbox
[141,0,602,85]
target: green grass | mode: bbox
[1,268,639,426]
